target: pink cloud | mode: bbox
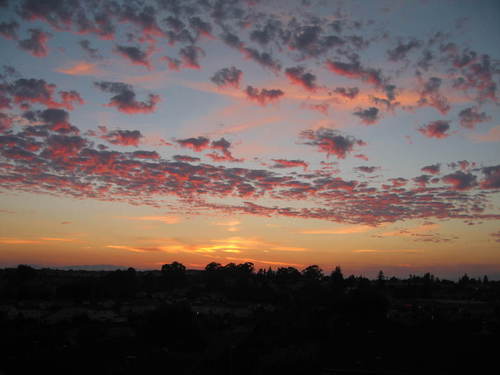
[418,120,451,139]
[245,85,284,106]
[18,28,50,57]
[300,128,365,159]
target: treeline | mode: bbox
[0,262,497,302]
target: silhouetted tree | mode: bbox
[302,265,323,281]
[161,261,186,288]
[205,262,222,272]
[223,262,238,274]
[459,273,470,287]
[161,261,186,274]
[237,262,254,274]
[16,264,36,281]
[377,270,386,288]
[276,267,301,283]
[330,266,344,284]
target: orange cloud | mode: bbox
[300,225,375,234]
[111,236,308,257]
[270,246,308,252]
[39,237,77,242]
[209,237,308,252]
[214,220,241,232]
[214,220,241,226]
[125,215,181,224]
[469,126,500,142]
[106,245,163,253]
[0,237,41,244]
[213,115,283,135]
[56,61,103,76]
[352,249,422,254]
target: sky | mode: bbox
[0,0,499,279]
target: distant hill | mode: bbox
[56,265,129,271]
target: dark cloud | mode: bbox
[451,48,477,69]
[207,137,242,162]
[458,106,491,129]
[272,159,309,170]
[287,25,344,58]
[0,65,18,81]
[118,3,164,37]
[176,136,210,152]
[387,39,421,61]
[442,171,477,190]
[18,28,50,57]
[58,91,84,110]
[421,164,441,175]
[38,108,78,134]
[353,107,379,125]
[179,45,205,69]
[326,59,385,88]
[245,85,284,105]
[460,54,498,102]
[219,29,281,72]
[162,56,182,71]
[220,30,244,49]
[418,76,450,114]
[173,155,200,163]
[249,19,281,46]
[355,166,379,174]
[417,50,434,71]
[418,120,451,139]
[448,160,475,171]
[132,150,159,159]
[383,84,397,101]
[163,17,194,45]
[189,17,212,39]
[18,0,77,30]
[413,174,432,188]
[114,45,152,69]
[480,165,500,189]
[4,78,54,108]
[285,66,317,91]
[241,47,281,72]
[0,113,12,133]
[94,81,160,114]
[211,67,243,89]
[4,78,83,111]
[300,128,365,159]
[94,128,143,147]
[42,134,88,160]
[334,87,359,99]
[0,20,19,40]
[388,177,408,187]
[79,39,102,60]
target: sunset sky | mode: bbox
[0,0,499,278]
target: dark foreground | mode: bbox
[0,263,499,375]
